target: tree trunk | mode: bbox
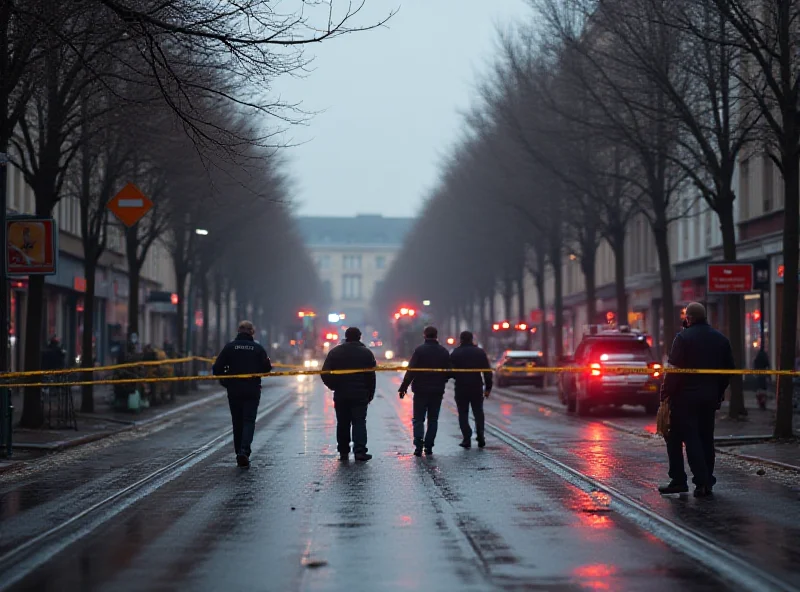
[19,275,45,428]
[610,232,628,326]
[80,263,97,412]
[535,270,549,372]
[215,274,223,350]
[775,144,798,438]
[581,248,598,328]
[503,276,513,321]
[652,222,676,360]
[200,272,209,358]
[175,270,188,354]
[551,249,564,360]
[718,200,746,418]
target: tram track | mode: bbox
[0,387,297,592]
[438,396,798,592]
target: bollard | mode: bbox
[0,387,11,458]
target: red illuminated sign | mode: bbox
[707,263,754,294]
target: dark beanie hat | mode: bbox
[345,327,362,342]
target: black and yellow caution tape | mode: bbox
[4,364,800,389]
[0,356,205,379]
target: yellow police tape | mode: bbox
[5,364,800,389]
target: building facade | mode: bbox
[296,215,412,328]
[5,163,179,369]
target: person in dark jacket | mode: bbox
[212,320,272,468]
[321,327,377,462]
[399,326,451,456]
[659,302,735,497]
[450,331,492,449]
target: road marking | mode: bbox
[0,389,296,591]
[482,419,799,592]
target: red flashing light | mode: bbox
[446,337,455,345]
[170,293,179,305]
[650,362,662,378]
[518,323,527,331]
[606,311,615,322]
[400,308,409,315]
[408,309,416,316]
[298,311,305,318]
[590,362,602,377]
[530,327,537,334]
[492,323,500,331]
[501,321,510,330]
[752,310,761,322]
[395,313,401,320]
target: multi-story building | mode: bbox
[296,215,412,328]
[5,164,179,369]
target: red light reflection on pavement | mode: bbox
[573,564,617,590]
[575,423,614,480]
[500,403,513,417]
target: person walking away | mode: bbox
[399,326,451,457]
[320,327,377,462]
[450,331,492,449]
[753,347,770,410]
[659,302,734,497]
[212,321,272,468]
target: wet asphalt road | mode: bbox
[0,375,797,591]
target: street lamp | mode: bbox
[195,228,209,236]
[423,300,431,306]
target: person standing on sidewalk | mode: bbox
[659,302,735,498]
[399,326,451,457]
[449,331,492,449]
[212,320,272,468]
[320,327,377,462]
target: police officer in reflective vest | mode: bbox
[212,320,272,468]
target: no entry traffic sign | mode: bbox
[108,183,153,227]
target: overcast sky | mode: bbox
[278,0,531,219]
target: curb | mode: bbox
[11,390,228,452]
[494,387,800,473]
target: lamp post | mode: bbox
[186,229,209,385]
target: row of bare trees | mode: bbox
[3,0,390,427]
[375,0,799,437]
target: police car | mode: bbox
[557,326,662,416]
[495,350,546,389]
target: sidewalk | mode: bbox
[0,382,226,472]
[508,385,800,471]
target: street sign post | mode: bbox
[108,183,153,227]
[707,263,754,294]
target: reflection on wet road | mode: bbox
[0,375,794,590]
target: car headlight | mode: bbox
[385,350,395,360]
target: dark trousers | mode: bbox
[455,392,485,441]
[335,400,368,454]
[667,397,717,487]
[228,394,260,457]
[412,393,443,449]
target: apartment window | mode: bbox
[342,275,362,300]
[343,255,362,270]
[317,255,331,270]
[375,256,386,270]
[322,280,332,300]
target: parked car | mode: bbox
[558,326,662,416]
[494,350,545,389]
